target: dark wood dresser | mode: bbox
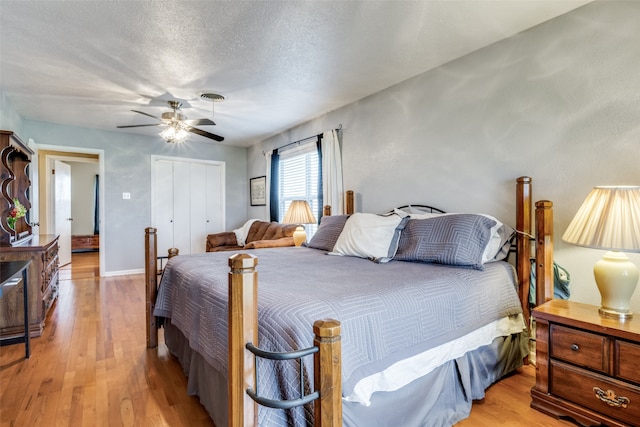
[531,299,640,427]
[0,235,59,338]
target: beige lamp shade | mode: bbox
[283,200,317,246]
[562,186,640,252]
[562,186,640,320]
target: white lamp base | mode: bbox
[594,251,639,320]
[292,226,306,247]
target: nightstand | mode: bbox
[531,300,640,427]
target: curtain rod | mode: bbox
[262,124,342,156]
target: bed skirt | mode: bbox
[164,321,527,427]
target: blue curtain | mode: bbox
[316,136,323,221]
[94,174,100,235]
[269,149,280,222]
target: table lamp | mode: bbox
[283,200,317,246]
[562,186,640,319]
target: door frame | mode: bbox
[38,144,105,276]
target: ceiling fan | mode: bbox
[117,100,224,142]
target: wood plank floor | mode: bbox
[0,252,581,426]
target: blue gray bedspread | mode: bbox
[154,246,522,402]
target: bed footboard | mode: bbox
[227,253,342,427]
[145,227,159,349]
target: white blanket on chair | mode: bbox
[233,219,260,246]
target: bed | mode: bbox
[144,176,555,427]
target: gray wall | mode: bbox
[24,120,247,274]
[0,93,24,136]
[248,1,640,312]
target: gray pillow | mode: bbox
[395,214,497,270]
[305,215,350,251]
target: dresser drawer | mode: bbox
[551,360,640,426]
[616,340,640,385]
[551,324,607,373]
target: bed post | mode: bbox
[535,201,554,306]
[228,253,259,427]
[516,177,532,324]
[313,319,342,427]
[145,227,158,349]
[346,190,354,215]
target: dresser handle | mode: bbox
[570,344,579,351]
[593,387,630,408]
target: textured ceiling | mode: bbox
[0,1,590,147]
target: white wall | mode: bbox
[248,1,640,313]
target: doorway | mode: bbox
[37,145,105,276]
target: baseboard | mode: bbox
[103,268,144,277]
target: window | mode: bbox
[278,142,319,237]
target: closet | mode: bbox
[152,157,225,256]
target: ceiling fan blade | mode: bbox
[117,124,160,128]
[185,118,216,126]
[188,127,224,142]
[132,110,159,120]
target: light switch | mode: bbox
[123,192,131,200]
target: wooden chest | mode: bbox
[71,234,99,251]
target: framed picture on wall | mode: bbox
[250,176,266,206]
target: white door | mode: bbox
[154,160,175,257]
[152,157,225,256]
[54,160,72,266]
[172,161,191,254]
[190,163,224,253]
[205,164,224,236]
[190,163,208,253]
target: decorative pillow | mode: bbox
[305,215,350,252]
[330,213,408,263]
[394,214,497,270]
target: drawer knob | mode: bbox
[570,344,579,351]
[593,387,630,408]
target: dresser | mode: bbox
[531,299,640,427]
[1,130,58,338]
[0,235,59,338]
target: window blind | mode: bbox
[278,142,319,237]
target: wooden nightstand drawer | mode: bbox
[616,340,640,384]
[551,360,640,426]
[550,324,607,373]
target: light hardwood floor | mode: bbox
[1,252,580,426]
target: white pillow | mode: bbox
[330,213,404,263]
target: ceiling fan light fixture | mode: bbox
[160,121,190,144]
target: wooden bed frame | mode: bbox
[144,176,554,427]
